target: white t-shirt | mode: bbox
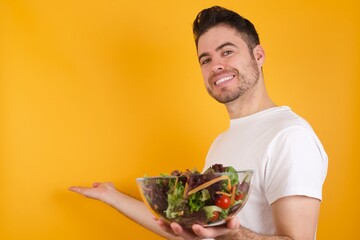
[203,106,328,235]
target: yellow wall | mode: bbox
[1,0,359,239]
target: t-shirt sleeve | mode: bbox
[264,126,328,205]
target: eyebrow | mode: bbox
[198,42,238,62]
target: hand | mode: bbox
[157,217,240,240]
[68,182,119,204]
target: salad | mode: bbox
[137,164,252,228]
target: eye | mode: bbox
[200,58,211,65]
[223,50,233,56]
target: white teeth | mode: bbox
[215,76,234,85]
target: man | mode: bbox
[69,6,328,240]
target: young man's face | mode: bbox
[197,24,263,103]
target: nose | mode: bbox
[211,61,225,73]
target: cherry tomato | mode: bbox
[215,195,231,209]
[210,211,220,222]
[235,192,245,201]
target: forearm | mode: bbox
[216,226,292,240]
[103,190,180,240]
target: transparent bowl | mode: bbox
[136,170,253,229]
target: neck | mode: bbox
[225,79,276,119]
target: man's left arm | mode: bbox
[270,195,320,239]
[218,195,320,240]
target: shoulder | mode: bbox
[266,107,325,153]
[266,107,328,165]
[262,106,312,131]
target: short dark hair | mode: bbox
[193,6,260,51]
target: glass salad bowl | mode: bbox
[136,164,253,229]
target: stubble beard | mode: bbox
[207,58,260,104]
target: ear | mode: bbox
[253,45,265,66]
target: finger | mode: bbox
[68,186,87,193]
[68,186,95,198]
[192,224,216,238]
[192,221,238,238]
[226,217,240,229]
[170,222,196,240]
[93,182,115,189]
[156,220,178,237]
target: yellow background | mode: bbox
[1,0,359,239]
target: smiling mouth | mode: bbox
[215,75,235,86]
